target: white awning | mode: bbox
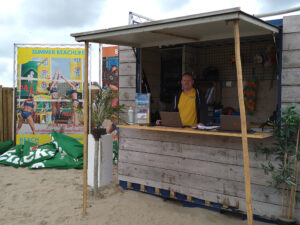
[71,8,279,47]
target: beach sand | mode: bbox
[0,165,270,225]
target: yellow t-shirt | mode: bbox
[178,88,197,127]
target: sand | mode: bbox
[0,165,270,225]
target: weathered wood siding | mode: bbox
[118,128,300,222]
[119,46,136,121]
[0,86,14,142]
[282,15,300,110]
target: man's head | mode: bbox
[181,73,194,92]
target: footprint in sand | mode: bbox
[38,220,48,225]
[40,178,46,184]
[23,211,32,217]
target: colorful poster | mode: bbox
[15,45,85,145]
[135,93,150,125]
[102,46,119,91]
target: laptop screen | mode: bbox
[220,115,250,131]
[159,111,183,128]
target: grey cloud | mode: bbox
[0,59,12,82]
[0,26,76,59]
[0,60,9,73]
[0,43,14,59]
[20,0,106,28]
[0,26,38,58]
[157,0,192,12]
[257,0,300,13]
[0,28,24,58]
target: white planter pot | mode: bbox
[87,134,113,187]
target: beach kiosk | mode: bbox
[71,8,300,224]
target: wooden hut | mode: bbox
[71,8,300,223]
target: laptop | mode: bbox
[159,111,183,128]
[220,115,251,132]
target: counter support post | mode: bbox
[233,20,253,225]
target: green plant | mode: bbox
[255,105,300,220]
[91,87,127,195]
[92,87,126,130]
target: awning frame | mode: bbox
[71,7,279,48]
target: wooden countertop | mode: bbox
[118,124,272,139]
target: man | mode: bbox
[172,73,208,126]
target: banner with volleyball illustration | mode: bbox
[70,58,83,92]
[37,57,51,94]
[14,44,86,145]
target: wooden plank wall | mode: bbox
[119,46,136,121]
[282,14,300,111]
[0,86,14,142]
[118,128,300,222]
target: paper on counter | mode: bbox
[195,125,220,130]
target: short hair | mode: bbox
[182,72,194,79]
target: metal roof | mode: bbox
[71,8,279,48]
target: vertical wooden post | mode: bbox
[3,89,8,140]
[282,151,288,217]
[0,85,3,141]
[233,20,253,225]
[288,128,300,219]
[7,88,13,141]
[83,41,89,215]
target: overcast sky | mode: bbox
[1,0,300,87]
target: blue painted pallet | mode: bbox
[119,180,276,224]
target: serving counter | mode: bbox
[117,125,300,221]
[118,124,272,138]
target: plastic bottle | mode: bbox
[128,106,134,124]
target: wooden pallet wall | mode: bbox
[118,127,300,222]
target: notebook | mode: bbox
[220,115,250,131]
[159,111,183,128]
